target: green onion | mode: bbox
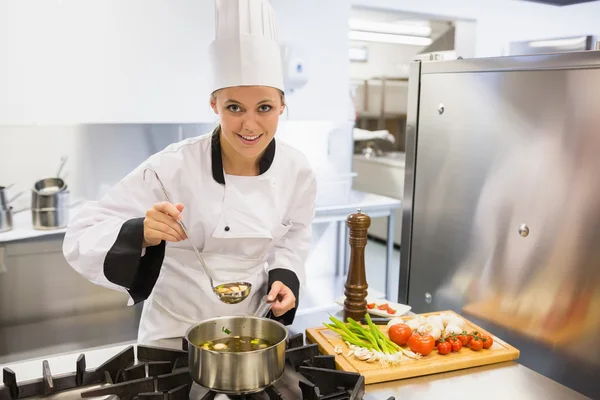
[324,315,401,355]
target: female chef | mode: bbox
[62,0,316,343]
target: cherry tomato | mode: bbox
[367,303,376,309]
[388,324,412,346]
[450,339,462,352]
[387,307,396,314]
[408,333,435,356]
[437,341,451,355]
[377,304,389,310]
[481,334,493,349]
[457,333,472,347]
[470,338,483,351]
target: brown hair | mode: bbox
[210,88,286,106]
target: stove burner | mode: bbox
[0,333,367,400]
[200,385,284,400]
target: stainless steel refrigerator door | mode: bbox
[401,51,600,399]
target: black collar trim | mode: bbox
[210,126,276,185]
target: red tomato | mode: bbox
[377,304,389,310]
[450,339,463,352]
[457,334,472,347]
[470,338,483,351]
[444,336,462,352]
[386,307,396,314]
[437,341,451,355]
[367,303,376,309]
[481,334,493,349]
[408,333,435,356]
[388,324,412,346]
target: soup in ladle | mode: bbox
[214,282,252,304]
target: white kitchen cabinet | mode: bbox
[0,0,214,124]
[352,153,405,246]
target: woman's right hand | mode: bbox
[143,202,188,247]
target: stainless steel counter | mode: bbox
[364,362,590,399]
[0,305,591,399]
[398,50,600,399]
[313,190,402,299]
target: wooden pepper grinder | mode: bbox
[343,208,371,322]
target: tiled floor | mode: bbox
[299,239,401,311]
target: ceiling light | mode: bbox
[349,30,432,46]
[349,19,432,37]
[528,36,587,47]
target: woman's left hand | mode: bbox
[267,281,296,317]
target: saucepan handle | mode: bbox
[8,191,23,204]
[254,295,274,318]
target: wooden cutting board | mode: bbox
[305,310,520,385]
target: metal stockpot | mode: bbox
[0,207,13,233]
[31,187,70,209]
[32,177,67,195]
[0,186,23,210]
[185,298,287,394]
[0,187,9,209]
[32,207,69,230]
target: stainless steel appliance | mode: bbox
[510,35,599,55]
[399,50,600,398]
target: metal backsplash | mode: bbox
[400,50,600,398]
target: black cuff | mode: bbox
[268,268,300,326]
[103,217,166,304]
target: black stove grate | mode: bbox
[0,332,373,400]
[199,385,284,400]
[0,344,189,400]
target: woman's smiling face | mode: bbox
[211,86,285,160]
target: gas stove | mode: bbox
[0,333,370,400]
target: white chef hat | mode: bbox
[208,0,285,94]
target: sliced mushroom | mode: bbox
[357,352,373,361]
[353,348,370,359]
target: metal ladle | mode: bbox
[143,168,252,304]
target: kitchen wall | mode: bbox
[272,0,351,121]
[349,42,424,80]
[0,0,351,124]
[0,0,355,206]
[351,0,600,58]
[0,1,211,124]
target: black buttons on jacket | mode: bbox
[224,226,230,232]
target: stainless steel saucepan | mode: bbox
[0,207,13,233]
[185,297,287,394]
[31,156,70,230]
[0,185,25,233]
